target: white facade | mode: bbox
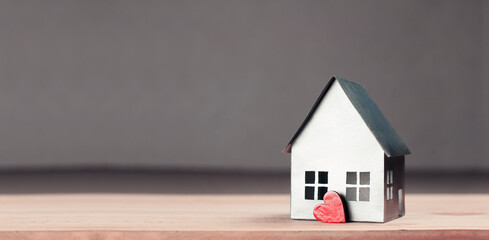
[290,81,386,222]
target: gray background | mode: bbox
[0,0,487,172]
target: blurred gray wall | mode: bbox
[485,0,489,171]
[0,0,487,171]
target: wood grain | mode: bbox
[0,194,487,239]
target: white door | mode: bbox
[398,189,403,216]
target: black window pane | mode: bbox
[317,187,328,200]
[346,172,357,184]
[360,172,370,185]
[346,187,357,201]
[359,187,370,201]
[305,186,315,200]
[305,171,315,184]
[318,171,328,184]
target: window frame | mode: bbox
[304,171,329,200]
[386,170,394,200]
[346,171,370,202]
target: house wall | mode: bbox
[384,155,405,222]
[291,80,385,222]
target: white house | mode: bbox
[283,76,410,222]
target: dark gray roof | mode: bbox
[283,76,410,157]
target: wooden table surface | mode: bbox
[0,194,487,239]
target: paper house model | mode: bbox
[283,76,410,223]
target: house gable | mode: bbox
[284,76,410,157]
[292,80,383,161]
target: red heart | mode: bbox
[313,191,346,223]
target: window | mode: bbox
[305,186,314,200]
[305,171,315,184]
[346,171,370,202]
[386,170,393,200]
[304,171,328,200]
